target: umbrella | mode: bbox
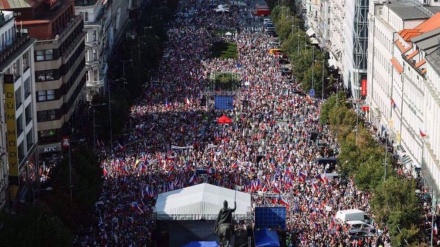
[217,115,232,124]
[225,32,232,36]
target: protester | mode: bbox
[81,1,390,246]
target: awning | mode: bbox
[390,57,403,74]
[310,37,319,45]
[306,28,315,37]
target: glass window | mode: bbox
[24,78,31,97]
[15,88,22,109]
[45,50,53,60]
[47,90,55,100]
[37,111,48,121]
[46,70,54,80]
[25,104,32,124]
[38,91,47,101]
[36,50,45,61]
[23,51,30,70]
[26,131,34,150]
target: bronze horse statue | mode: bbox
[214,200,236,247]
[217,223,233,246]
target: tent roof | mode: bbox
[217,115,232,124]
[154,183,251,220]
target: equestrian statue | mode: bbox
[214,200,236,247]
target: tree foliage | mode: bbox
[0,203,72,247]
[320,93,424,245]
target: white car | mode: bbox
[346,220,376,235]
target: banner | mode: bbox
[171,145,194,150]
[361,79,367,97]
[4,74,19,179]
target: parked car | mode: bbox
[346,221,376,235]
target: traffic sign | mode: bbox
[309,89,315,97]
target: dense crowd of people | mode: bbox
[82,0,396,246]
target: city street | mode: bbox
[88,1,386,246]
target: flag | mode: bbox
[131,202,144,214]
[231,163,238,170]
[279,196,289,208]
[317,174,328,184]
[103,166,108,177]
[189,173,196,184]
[391,98,396,108]
[420,129,427,138]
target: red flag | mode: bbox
[420,129,427,138]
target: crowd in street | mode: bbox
[84,0,395,246]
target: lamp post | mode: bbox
[91,103,106,150]
[320,60,325,100]
[107,79,122,149]
[121,60,133,78]
[32,187,53,203]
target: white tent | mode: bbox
[154,183,251,220]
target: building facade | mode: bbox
[75,0,108,100]
[75,0,136,101]
[0,10,37,207]
[1,0,87,158]
[301,0,369,99]
[367,0,440,191]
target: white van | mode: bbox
[335,209,371,223]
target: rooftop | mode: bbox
[412,27,440,54]
[0,0,35,8]
[389,2,440,20]
[399,12,440,41]
[426,47,440,76]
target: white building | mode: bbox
[0,10,37,208]
[302,0,369,99]
[75,0,137,100]
[367,0,440,191]
[75,0,108,100]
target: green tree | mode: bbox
[371,177,422,245]
[0,203,72,247]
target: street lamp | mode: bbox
[91,103,106,150]
[32,187,52,203]
[120,60,133,78]
[106,78,124,148]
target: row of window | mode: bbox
[34,19,84,62]
[37,90,56,102]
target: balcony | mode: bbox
[0,33,31,65]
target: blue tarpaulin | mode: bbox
[181,241,219,247]
[254,228,280,247]
[214,96,234,110]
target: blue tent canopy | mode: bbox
[181,241,219,247]
[254,228,280,247]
